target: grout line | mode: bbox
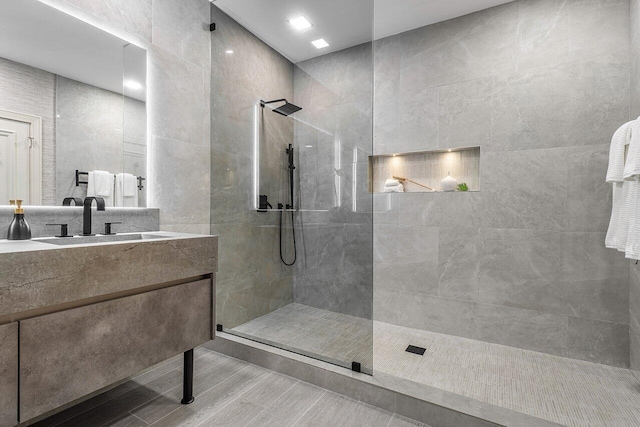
[128,412,149,425]
[290,391,327,427]
[193,370,274,427]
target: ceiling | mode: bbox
[213,0,515,63]
[0,0,146,101]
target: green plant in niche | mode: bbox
[457,183,468,192]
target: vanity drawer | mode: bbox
[19,279,212,422]
[0,323,17,427]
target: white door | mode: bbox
[0,111,42,205]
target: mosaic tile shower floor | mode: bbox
[231,303,640,426]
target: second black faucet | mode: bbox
[82,197,106,236]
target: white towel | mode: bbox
[625,121,640,259]
[87,170,114,207]
[384,178,400,187]
[624,118,640,179]
[115,173,139,207]
[383,183,404,193]
[606,181,635,251]
[606,121,633,182]
[626,176,640,259]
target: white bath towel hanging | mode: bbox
[115,173,139,207]
[606,121,633,182]
[624,120,640,259]
[87,170,114,207]
[607,180,636,251]
[626,175,640,259]
[625,118,640,179]
[624,119,640,259]
[606,121,634,250]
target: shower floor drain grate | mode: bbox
[406,345,426,355]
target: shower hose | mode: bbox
[279,206,297,266]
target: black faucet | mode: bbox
[82,197,106,236]
[62,197,83,206]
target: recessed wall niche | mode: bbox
[369,146,480,193]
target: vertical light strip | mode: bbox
[352,148,358,212]
[334,138,341,207]
[253,104,260,210]
[146,55,154,208]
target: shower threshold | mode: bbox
[223,303,640,427]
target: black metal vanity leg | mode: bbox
[181,349,195,404]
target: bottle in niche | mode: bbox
[6,199,31,240]
[440,172,458,192]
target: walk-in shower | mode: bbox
[211,0,640,425]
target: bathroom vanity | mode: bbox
[0,232,217,426]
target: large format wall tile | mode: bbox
[153,136,210,226]
[152,0,211,68]
[515,0,629,70]
[628,0,640,375]
[490,54,629,152]
[633,0,640,119]
[437,227,481,301]
[149,47,209,147]
[566,317,629,367]
[480,148,570,230]
[438,77,493,150]
[372,0,631,365]
[374,224,439,296]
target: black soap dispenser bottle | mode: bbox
[7,199,31,240]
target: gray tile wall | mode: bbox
[292,43,374,319]
[373,0,632,366]
[632,0,640,119]
[41,0,212,234]
[630,0,640,370]
[210,6,295,329]
[0,57,56,205]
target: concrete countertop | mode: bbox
[0,231,213,254]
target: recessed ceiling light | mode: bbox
[311,38,329,49]
[289,16,311,30]
[225,50,234,54]
[305,145,313,148]
[124,80,142,90]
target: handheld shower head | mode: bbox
[260,99,302,116]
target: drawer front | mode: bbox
[0,323,17,427]
[20,279,212,422]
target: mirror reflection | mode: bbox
[0,0,147,207]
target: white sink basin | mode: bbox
[38,233,171,246]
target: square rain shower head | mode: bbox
[273,102,302,116]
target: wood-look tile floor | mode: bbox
[34,348,427,427]
[230,303,640,427]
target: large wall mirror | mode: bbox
[0,0,147,207]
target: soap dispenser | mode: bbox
[7,200,31,240]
